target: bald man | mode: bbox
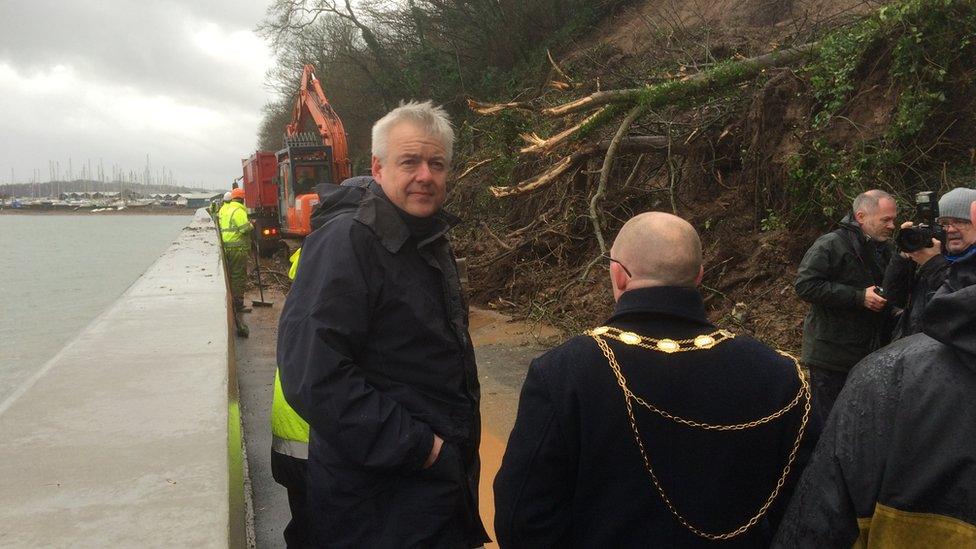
[494,212,820,548]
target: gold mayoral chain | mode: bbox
[585,325,811,541]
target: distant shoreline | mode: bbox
[0,208,196,216]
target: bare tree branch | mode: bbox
[520,107,611,154]
[467,99,531,115]
[490,136,686,197]
[591,103,648,252]
[454,157,493,181]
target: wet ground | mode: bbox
[234,286,559,548]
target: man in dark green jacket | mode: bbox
[795,189,896,423]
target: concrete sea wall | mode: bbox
[0,210,248,547]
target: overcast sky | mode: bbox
[0,0,276,190]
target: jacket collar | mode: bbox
[838,213,872,247]
[839,212,862,232]
[354,178,459,254]
[945,244,976,264]
[838,212,892,282]
[608,286,710,325]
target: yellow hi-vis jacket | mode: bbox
[271,247,310,458]
[288,248,302,279]
[272,370,310,458]
[218,200,251,246]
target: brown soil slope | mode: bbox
[449,0,965,353]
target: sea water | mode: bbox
[0,213,192,404]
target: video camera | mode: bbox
[895,191,946,253]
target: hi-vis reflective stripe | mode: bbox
[272,435,309,460]
[228,208,246,231]
[220,203,250,244]
[855,503,976,548]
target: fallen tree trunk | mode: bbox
[542,42,819,117]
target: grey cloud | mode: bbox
[0,0,272,188]
[0,0,271,112]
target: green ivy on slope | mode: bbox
[789,0,976,222]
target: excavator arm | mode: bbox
[276,64,352,238]
[286,64,351,183]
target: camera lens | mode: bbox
[896,226,935,252]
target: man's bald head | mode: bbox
[610,212,702,295]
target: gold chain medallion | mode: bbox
[588,325,736,352]
[587,327,811,540]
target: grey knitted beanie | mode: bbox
[938,187,976,220]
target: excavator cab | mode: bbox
[274,64,351,239]
[276,132,335,237]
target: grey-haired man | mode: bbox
[278,101,489,547]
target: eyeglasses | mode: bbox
[937,217,973,230]
[602,252,632,278]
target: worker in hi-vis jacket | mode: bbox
[270,248,310,548]
[217,187,252,336]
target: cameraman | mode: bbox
[885,188,976,339]
[882,223,948,340]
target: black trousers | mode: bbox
[809,366,849,425]
[271,450,309,549]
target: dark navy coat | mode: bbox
[494,286,820,548]
[277,178,488,548]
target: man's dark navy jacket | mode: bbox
[277,178,488,547]
[494,286,821,548]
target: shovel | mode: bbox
[251,236,274,308]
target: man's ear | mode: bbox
[694,264,704,286]
[371,156,382,180]
[970,200,976,225]
[854,209,866,224]
[610,261,629,293]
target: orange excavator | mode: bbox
[275,64,351,238]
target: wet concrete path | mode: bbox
[234,286,558,548]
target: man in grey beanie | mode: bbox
[882,188,976,340]
[938,187,976,262]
